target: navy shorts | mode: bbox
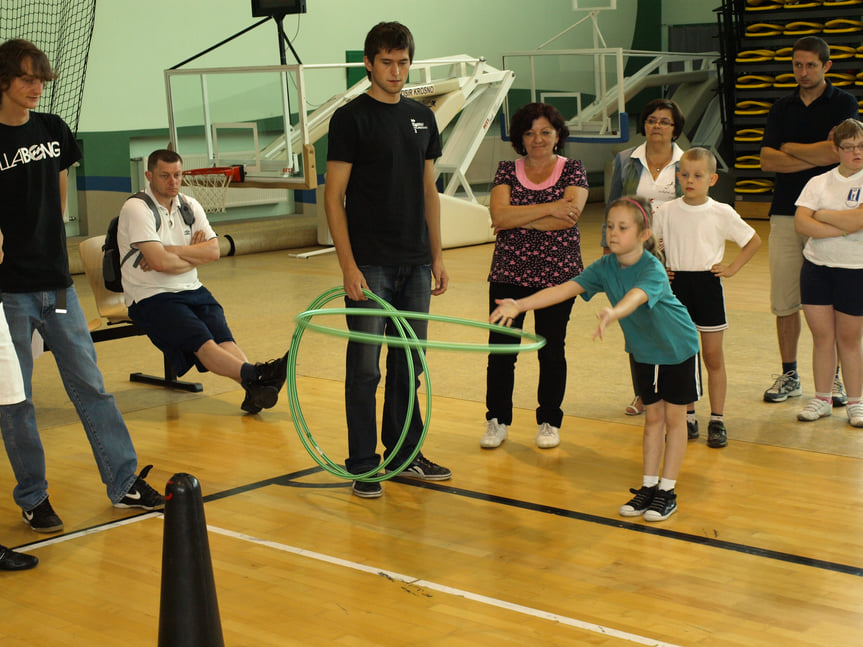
[670,271,727,332]
[633,354,702,406]
[800,259,863,316]
[128,286,234,376]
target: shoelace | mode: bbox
[647,491,671,511]
[627,487,654,507]
[130,465,161,498]
[770,374,794,391]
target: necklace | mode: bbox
[647,152,671,174]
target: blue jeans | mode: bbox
[0,288,138,510]
[344,265,431,474]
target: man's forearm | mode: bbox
[780,140,838,167]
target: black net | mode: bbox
[0,0,96,134]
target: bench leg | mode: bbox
[129,354,203,393]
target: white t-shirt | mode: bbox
[632,142,684,214]
[654,197,757,271]
[796,167,863,269]
[0,303,24,405]
[116,187,217,306]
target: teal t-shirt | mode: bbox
[573,251,699,365]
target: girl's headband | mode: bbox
[620,197,650,230]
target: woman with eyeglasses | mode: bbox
[602,98,687,416]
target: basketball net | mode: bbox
[181,168,234,213]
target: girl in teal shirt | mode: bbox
[490,195,700,522]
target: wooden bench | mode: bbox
[77,236,202,392]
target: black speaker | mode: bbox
[251,0,306,17]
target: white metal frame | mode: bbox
[165,56,515,198]
[502,48,717,140]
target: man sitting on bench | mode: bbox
[117,149,286,414]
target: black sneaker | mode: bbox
[241,352,288,411]
[643,488,677,522]
[352,480,383,499]
[114,465,165,510]
[387,454,452,481]
[618,485,657,517]
[707,420,728,448]
[22,498,63,533]
[240,392,263,414]
[0,545,38,570]
[257,351,289,390]
[687,418,699,440]
[242,383,279,411]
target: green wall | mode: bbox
[60,0,717,230]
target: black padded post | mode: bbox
[158,473,224,647]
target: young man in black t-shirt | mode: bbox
[0,39,163,534]
[325,22,451,498]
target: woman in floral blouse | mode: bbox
[481,103,589,450]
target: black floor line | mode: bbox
[265,467,863,578]
[17,465,863,579]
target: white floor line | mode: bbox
[207,524,684,647]
[16,512,162,551]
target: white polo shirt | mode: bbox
[116,187,216,306]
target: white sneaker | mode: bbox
[847,402,863,428]
[535,422,560,449]
[797,398,832,422]
[480,418,508,448]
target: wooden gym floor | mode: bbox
[1,203,862,646]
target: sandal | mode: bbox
[625,396,645,416]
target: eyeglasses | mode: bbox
[645,118,674,128]
[838,143,863,153]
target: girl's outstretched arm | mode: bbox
[490,281,585,326]
[593,287,648,340]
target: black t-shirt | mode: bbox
[763,81,858,216]
[327,93,442,266]
[0,111,82,291]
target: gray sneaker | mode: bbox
[763,372,802,403]
[833,375,848,407]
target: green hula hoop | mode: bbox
[287,287,428,482]
[287,287,547,482]
[294,309,546,353]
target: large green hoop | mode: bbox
[294,309,545,353]
[287,287,429,482]
[287,287,547,483]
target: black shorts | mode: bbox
[670,271,727,332]
[632,354,702,406]
[128,286,234,377]
[800,259,863,316]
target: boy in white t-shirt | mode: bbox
[793,118,863,427]
[654,148,762,448]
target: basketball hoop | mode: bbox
[181,167,237,213]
